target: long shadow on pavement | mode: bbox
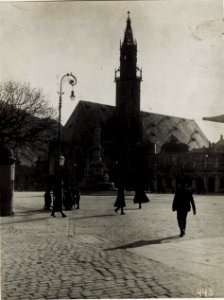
[125,208,142,210]
[104,235,179,251]
[0,213,116,225]
[15,208,49,214]
[0,216,50,225]
[0,209,51,225]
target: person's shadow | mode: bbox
[104,235,179,251]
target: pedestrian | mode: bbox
[72,188,80,209]
[63,186,73,210]
[114,187,126,215]
[51,180,66,218]
[44,188,52,211]
[172,181,196,237]
[133,186,150,209]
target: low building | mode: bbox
[151,135,224,194]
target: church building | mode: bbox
[62,13,216,192]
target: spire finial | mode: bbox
[123,11,134,46]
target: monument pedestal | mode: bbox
[80,127,114,191]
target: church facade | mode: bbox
[62,14,223,193]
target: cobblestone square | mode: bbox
[1,192,224,299]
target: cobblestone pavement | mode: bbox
[1,192,224,299]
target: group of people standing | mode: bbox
[44,183,80,218]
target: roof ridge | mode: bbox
[78,100,115,108]
[141,110,194,121]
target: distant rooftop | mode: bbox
[203,114,224,123]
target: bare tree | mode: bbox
[0,81,57,150]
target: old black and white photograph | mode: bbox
[0,0,224,299]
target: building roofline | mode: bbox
[203,114,224,123]
[70,100,196,122]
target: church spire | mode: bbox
[123,11,135,46]
[118,11,138,79]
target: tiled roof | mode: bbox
[142,111,209,151]
[63,101,115,145]
[63,100,209,151]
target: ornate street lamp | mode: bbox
[58,73,77,156]
[56,73,77,205]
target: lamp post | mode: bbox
[149,107,158,192]
[58,73,77,157]
[56,73,77,209]
[202,151,209,193]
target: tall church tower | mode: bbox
[114,12,149,202]
[115,12,142,146]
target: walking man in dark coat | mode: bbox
[172,182,196,237]
[114,186,126,215]
[44,188,52,211]
[51,179,66,218]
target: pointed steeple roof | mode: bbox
[123,11,135,46]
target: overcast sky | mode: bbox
[0,0,223,142]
